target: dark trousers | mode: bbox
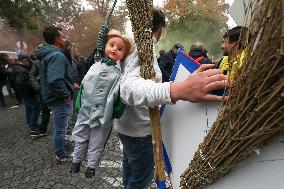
[0,83,6,106]
[24,95,41,131]
[10,82,21,102]
[118,134,154,189]
[39,94,50,132]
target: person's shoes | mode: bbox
[85,167,96,178]
[30,130,48,138]
[37,130,48,137]
[65,134,73,142]
[30,130,40,137]
[69,162,81,173]
[55,155,70,164]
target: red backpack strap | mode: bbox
[195,56,205,64]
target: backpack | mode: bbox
[194,56,205,64]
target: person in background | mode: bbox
[188,42,212,64]
[217,26,249,80]
[12,54,43,137]
[36,26,75,163]
[29,52,50,135]
[0,54,9,107]
[63,40,80,142]
[76,56,88,82]
[6,56,22,104]
[157,49,165,63]
[159,42,184,82]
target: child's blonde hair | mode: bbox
[106,29,134,55]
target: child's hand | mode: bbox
[74,83,80,91]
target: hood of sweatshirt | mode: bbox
[35,43,62,60]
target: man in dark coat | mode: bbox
[188,42,212,64]
[159,42,184,82]
[0,54,9,107]
[13,55,42,137]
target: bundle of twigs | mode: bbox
[180,0,284,188]
[126,0,166,184]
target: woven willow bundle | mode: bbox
[180,0,284,188]
[125,0,155,79]
[126,0,166,182]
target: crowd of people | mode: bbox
[0,8,249,189]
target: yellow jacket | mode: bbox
[219,50,247,81]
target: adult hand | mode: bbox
[170,64,229,103]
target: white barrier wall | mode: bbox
[160,62,284,189]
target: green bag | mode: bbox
[112,90,126,119]
[75,84,83,111]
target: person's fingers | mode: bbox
[202,69,222,77]
[207,74,227,83]
[206,80,229,91]
[204,94,229,102]
[195,64,215,72]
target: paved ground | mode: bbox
[0,96,154,189]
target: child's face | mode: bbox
[105,37,127,62]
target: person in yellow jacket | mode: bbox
[218,26,248,81]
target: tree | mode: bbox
[159,0,229,59]
[0,0,128,57]
[0,0,83,54]
[63,0,128,57]
[0,0,83,30]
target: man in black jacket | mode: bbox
[188,42,212,64]
[0,54,9,107]
[13,54,42,137]
[159,42,184,82]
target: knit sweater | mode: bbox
[114,45,172,137]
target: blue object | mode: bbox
[156,179,167,189]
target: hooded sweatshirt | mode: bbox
[36,43,74,107]
[114,45,172,137]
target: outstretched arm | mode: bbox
[170,64,229,103]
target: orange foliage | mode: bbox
[164,0,227,21]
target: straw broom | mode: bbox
[180,0,284,188]
[125,0,166,184]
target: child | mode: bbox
[69,29,133,178]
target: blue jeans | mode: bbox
[24,95,41,130]
[118,134,154,189]
[50,102,71,157]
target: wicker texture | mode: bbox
[180,0,284,188]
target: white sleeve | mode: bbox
[120,48,172,107]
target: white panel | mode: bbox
[161,64,220,189]
[161,63,284,189]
